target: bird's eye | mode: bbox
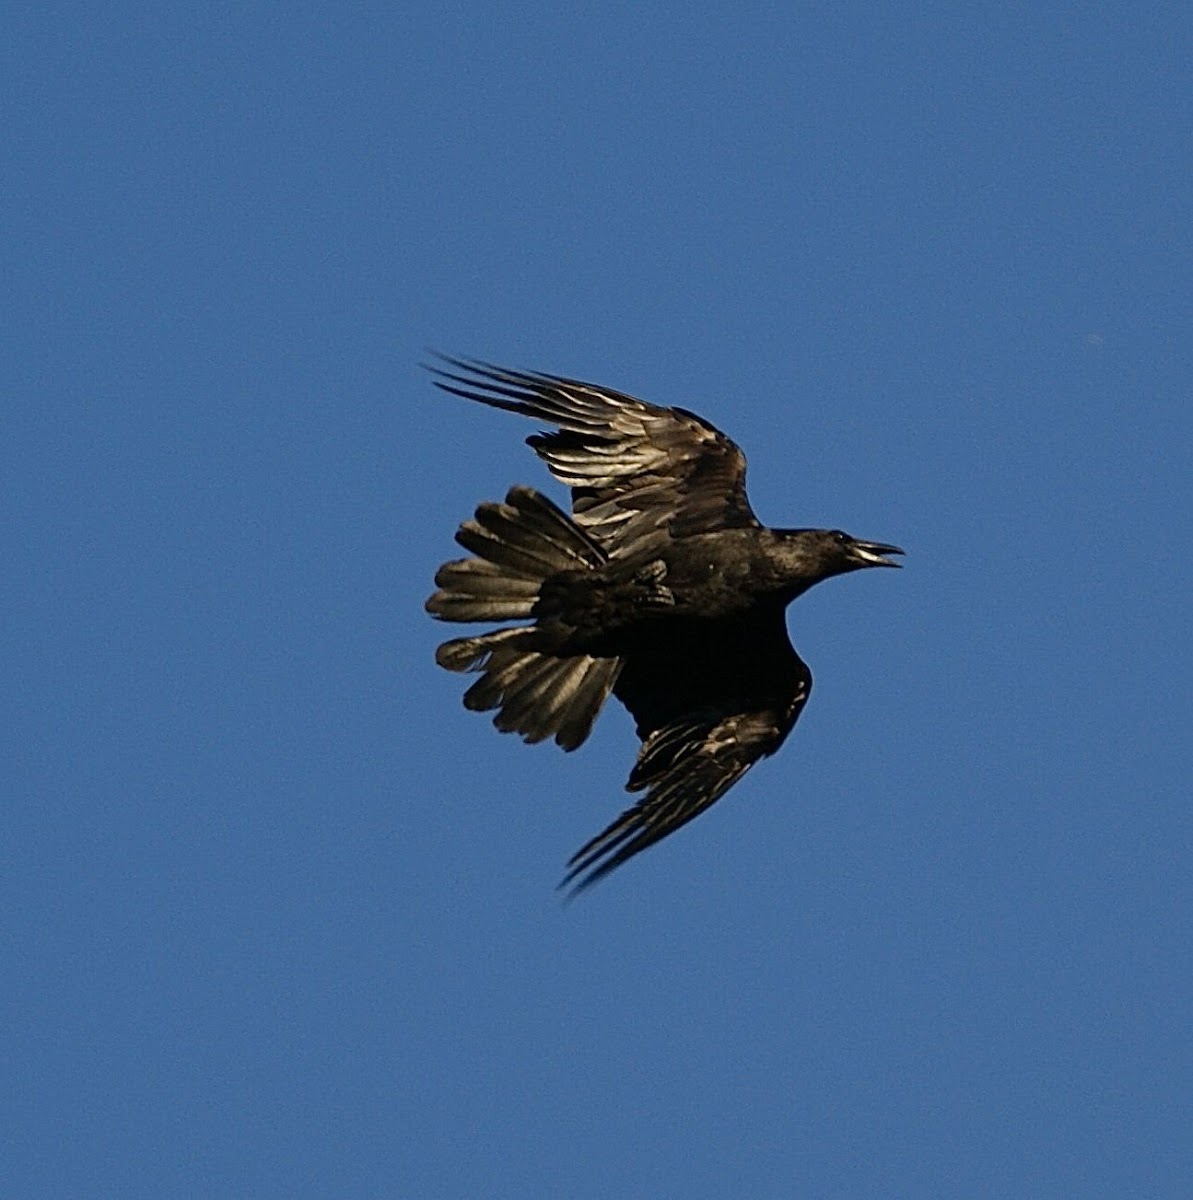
[832,530,849,543]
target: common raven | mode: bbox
[425,356,902,895]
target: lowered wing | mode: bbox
[561,608,812,895]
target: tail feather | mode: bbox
[428,593,537,623]
[526,655,622,751]
[434,560,541,597]
[490,650,620,750]
[454,522,564,583]
[427,485,603,624]
[476,497,604,566]
[437,631,619,751]
[464,645,558,712]
[435,625,533,672]
[427,486,620,750]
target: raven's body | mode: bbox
[425,357,902,894]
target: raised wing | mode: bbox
[427,355,759,553]
[561,609,812,896]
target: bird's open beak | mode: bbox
[849,540,905,568]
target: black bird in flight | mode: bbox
[425,356,903,895]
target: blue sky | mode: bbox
[5,4,1191,1196]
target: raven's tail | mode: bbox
[426,486,621,751]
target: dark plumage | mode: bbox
[425,355,903,895]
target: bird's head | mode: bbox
[771,528,904,593]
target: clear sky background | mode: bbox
[5,5,1191,1197]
